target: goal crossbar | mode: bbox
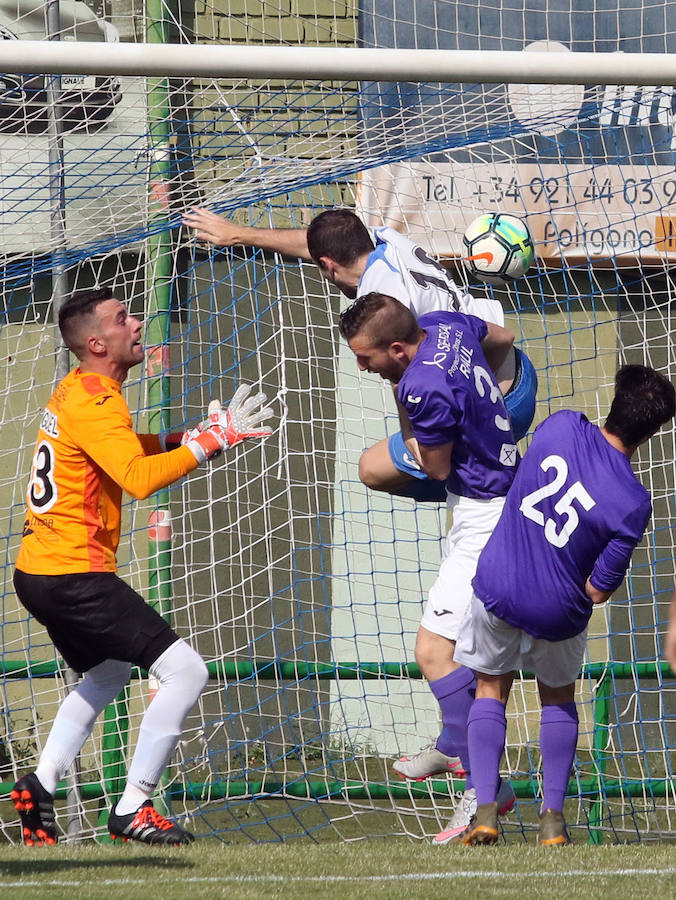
[2,41,676,85]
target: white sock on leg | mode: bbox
[115,782,151,816]
[120,640,207,813]
[36,659,131,797]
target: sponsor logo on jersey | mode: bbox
[21,515,55,536]
[437,324,452,352]
[95,395,112,406]
[422,352,447,369]
[407,394,422,404]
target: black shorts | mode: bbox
[13,569,179,675]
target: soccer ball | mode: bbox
[462,213,534,285]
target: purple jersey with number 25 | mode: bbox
[397,311,519,500]
[472,410,652,641]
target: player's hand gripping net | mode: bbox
[184,384,274,463]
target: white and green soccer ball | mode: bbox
[462,213,534,285]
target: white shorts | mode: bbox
[454,592,587,688]
[420,493,506,642]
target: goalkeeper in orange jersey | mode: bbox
[11,287,274,847]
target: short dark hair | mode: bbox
[338,292,421,347]
[306,209,374,266]
[58,287,115,357]
[604,364,676,446]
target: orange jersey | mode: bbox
[16,367,198,575]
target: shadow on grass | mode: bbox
[0,854,193,876]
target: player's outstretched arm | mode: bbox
[184,384,274,464]
[665,589,676,675]
[182,207,312,260]
[71,383,272,500]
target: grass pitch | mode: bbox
[0,840,675,900]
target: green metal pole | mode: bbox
[145,0,174,625]
[588,670,611,845]
[2,773,673,806]
[5,657,676,683]
[145,0,178,817]
[101,695,130,800]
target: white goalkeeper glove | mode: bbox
[184,384,274,464]
[218,383,274,448]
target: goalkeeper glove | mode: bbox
[217,383,274,448]
[184,385,273,464]
[160,420,209,452]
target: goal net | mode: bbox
[0,0,675,845]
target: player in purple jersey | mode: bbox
[338,292,520,841]
[183,207,537,502]
[451,365,675,846]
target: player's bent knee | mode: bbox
[187,655,209,695]
[358,449,406,491]
[179,651,209,699]
[415,628,457,681]
[414,643,432,675]
[150,639,209,699]
[358,452,382,490]
[414,637,439,678]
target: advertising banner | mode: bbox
[358,1,676,263]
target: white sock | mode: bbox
[123,640,207,808]
[31,770,57,798]
[36,659,131,797]
[115,782,151,816]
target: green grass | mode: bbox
[0,841,675,899]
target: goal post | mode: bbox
[5,40,676,84]
[0,5,675,846]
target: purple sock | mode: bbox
[467,698,506,806]
[429,666,475,779]
[540,702,578,812]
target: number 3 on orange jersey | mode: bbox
[29,440,58,513]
